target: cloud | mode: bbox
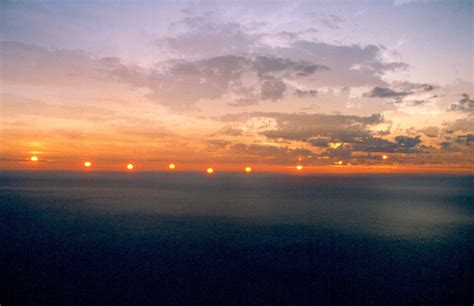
[157,17,260,58]
[109,54,327,109]
[420,126,440,138]
[364,81,437,98]
[294,89,318,97]
[229,143,315,164]
[218,111,423,156]
[450,93,474,113]
[206,139,231,148]
[218,126,243,136]
[348,135,422,153]
[258,113,384,143]
[456,134,474,145]
[394,135,422,148]
[3,17,411,111]
[440,133,474,150]
[0,41,109,87]
[274,41,408,87]
[136,16,411,108]
[449,116,474,133]
[365,87,411,98]
[253,55,329,77]
[260,76,287,101]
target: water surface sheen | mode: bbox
[1,172,473,305]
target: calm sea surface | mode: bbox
[1,172,473,305]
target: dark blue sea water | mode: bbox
[1,172,473,305]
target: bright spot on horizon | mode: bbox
[207,167,214,174]
[127,163,134,170]
[245,166,252,173]
[382,154,389,160]
[336,161,343,165]
[30,156,38,162]
[296,165,303,170]
[329,142,342,149]
[169,163,176,170]
[84,161,92,168]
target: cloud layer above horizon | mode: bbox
[1,0,473,170]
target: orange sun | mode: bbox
[206,167,214,174]
[296,165,303,170]
[127,163,134,170]
[245,166,252,173]
[30,156,39,162]
[84,161,92,168]
[169,163,176,170]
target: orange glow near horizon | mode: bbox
[127,163,134,170]
[245,166,252,173]
[382,154,389,160]
[169,163,176,170]
[1,159,472,173]
[30,156,39,162]
[207,167,214,174]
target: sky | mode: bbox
[0,0,473,172]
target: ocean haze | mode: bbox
[1,172,473,305]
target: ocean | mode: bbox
[1,172,473,305]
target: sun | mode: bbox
[206,167,214,174]
[245,166,252,173]
[127,163,134,170]
[169,163,176,170]
[296,165,303,170]
[30,156,39,162]
[84,161,92,168]
[382,154,388,160]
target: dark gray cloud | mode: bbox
[364,81,437,98]
[260,76,287,101]
[308,137,329,147]
[394,135,421,148]
[107,54,327,108]
[365,87,411,98]
[253,56,329,77]
[456,134,474,145]
[294,89,318,97]
[219,111,423,156]
[440,133,474,150]
[257,112,383,141]
[450,93,474,113]
[348,136,421,153]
